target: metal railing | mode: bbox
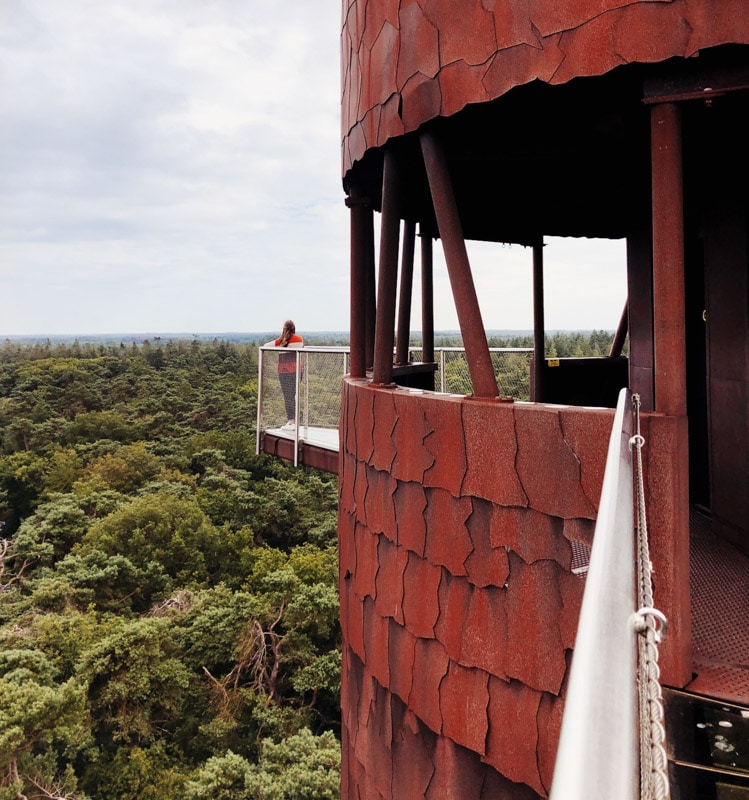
[550,389,668,800]
[256,346,533,463]
[409,346,532,397]
[549,388,640,799]
[257,346,348,466]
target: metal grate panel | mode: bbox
[570,539,591,576]
[688,508,749,705]
[689,662,749,704]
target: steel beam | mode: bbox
[372,150,401,385]
[532,240,545,402]
[347,188,369,378]
[651,102,687,416]
[609,300,629,358]
[420,229,435,364]
[396,220,416,364]
[365,201,376,370]
[650,101,691,687]
[420,131,498,398]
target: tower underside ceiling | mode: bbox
[344,46,749,246]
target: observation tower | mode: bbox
[338,1,749,797]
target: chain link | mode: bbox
[631,394,671,800]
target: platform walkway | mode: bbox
[264,425,339,451]
[256,345,532,470]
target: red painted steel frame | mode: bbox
[532,242,545,403]
[396,220,416,365]
[420,232,435,364]
[651,102,687,417]
[348,187,369,379]
[372,151,401,386]
[420,131,498,399]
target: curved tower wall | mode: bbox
[339,1,749,797]
[341,0,749,176]
[339,380,686,797]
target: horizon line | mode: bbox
[2,327,616,340]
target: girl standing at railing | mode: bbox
[265,320,304,430]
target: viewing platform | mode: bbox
[256,345,533,473]
[257,344,749,795]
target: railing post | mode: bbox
[293,351,300,467]
[303,350,309,430]
[256,347,265,455]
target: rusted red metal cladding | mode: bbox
[341,0,749,176]
[338,379,689,797]
[339,1,749,797]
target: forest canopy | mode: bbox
[0,331,615,799]
[0,339,340,800]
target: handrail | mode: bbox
[257,347,350,463]
[256,346,533,457]
[258,345,352,353]
[549,388,639,800]
[406,346,532,394]
[413,346,533,352]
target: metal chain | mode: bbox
[630,394,671,800]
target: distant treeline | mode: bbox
[3,329,621,360]
[430,329,622,358]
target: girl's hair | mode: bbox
[279,319,296,347]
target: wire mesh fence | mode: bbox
[409,347,532,400]
[258,347,348,433]
[302,349,349,429]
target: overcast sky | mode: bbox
[1,1,627,337]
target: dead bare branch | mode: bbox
[1,538,36,593]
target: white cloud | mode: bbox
[1,1,625,337]
[0,0,348,335]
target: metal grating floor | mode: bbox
[685,508,749,705]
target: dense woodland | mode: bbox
[458,329,618,357]
[0,331,615,799]
[0,339,340,800]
